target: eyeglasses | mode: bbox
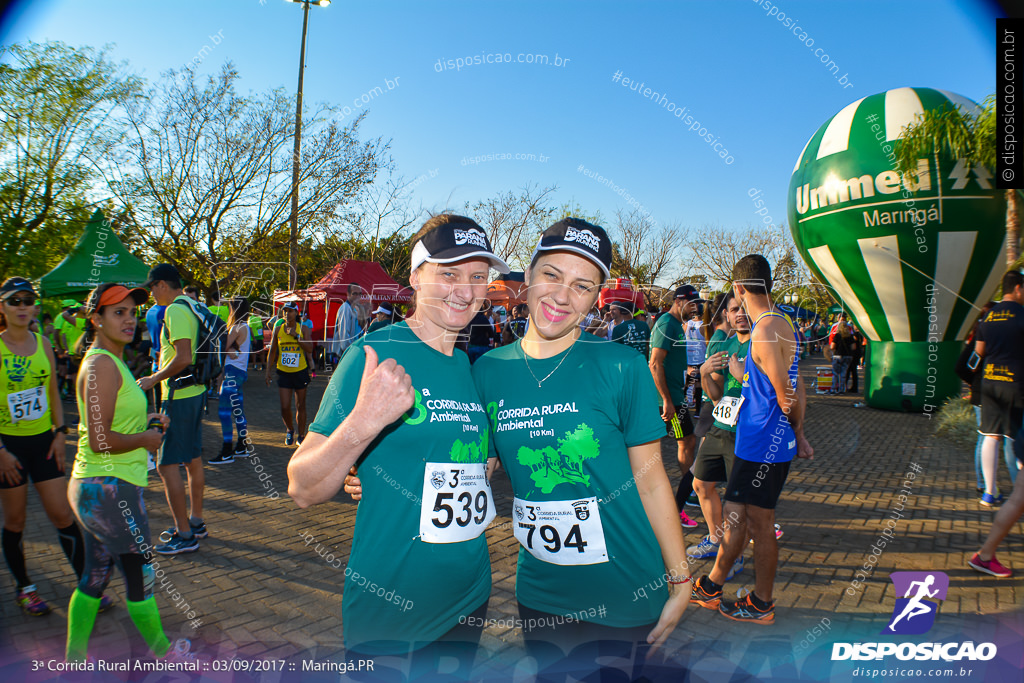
[5,296,37,307]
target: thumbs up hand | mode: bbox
[355,345,415,430]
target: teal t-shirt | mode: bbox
[308,321,492,655]
[711,334,750,433]
[610,319,651,360]
[472,333,667,627]
[650,313,687,406]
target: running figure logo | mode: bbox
[884,571,948,635]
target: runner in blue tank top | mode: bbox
[691,254,813,625]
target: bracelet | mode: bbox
[668,575,692,586]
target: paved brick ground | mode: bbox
[1,354,1021,681]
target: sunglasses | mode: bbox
[4,296,37,307]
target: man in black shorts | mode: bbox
[973,270,1024,507]
[650,285,703,527]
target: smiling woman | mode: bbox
[287,214,511,679]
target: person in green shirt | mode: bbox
[609,301,650,359]
[694,293,732,447]
[649,285,703,527]
[66,282,195,663]
[288,215,510,678]
[366,304,395,334]
[473,219,690,680]
[689,292,750,566]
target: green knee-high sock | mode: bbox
[126,597,171,657]
[66,589,102,662]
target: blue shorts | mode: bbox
[158,393,204,466]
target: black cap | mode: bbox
[410,219,510,274]
[143,263,180,288]
[531,218,612,280]
[0,277,37,301]
[674,285,703,302]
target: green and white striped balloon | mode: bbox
[788,87,1005,412]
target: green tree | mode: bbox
[896,95,1020,266]
[0,41,140,281]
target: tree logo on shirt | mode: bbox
[448,431,488,463]
[515,424,600,494]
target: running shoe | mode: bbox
[16,585,51,616]
[155,532,199,555]
[726,555,744,581]
[719,592,775,625]
[98,594,115,612]
[285,431,295,446]
[679,510,699,529]
[685,491,701,507]
[232,439,251,457]
[980,492,1005,507]
[691,576,723,610]
[749,524,784,544]
[967,553,1012,578]
[209,443,234,466]
[687,536,720,559]
[158,520,208,543]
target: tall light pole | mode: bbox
[286,0,330,290]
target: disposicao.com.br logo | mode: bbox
[832,571,997,663]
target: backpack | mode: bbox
[167,298,227,391]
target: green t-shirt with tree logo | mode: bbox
[472,333,667,627]
[309,321,492,655]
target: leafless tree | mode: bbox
[684,223,800,292]
[110,63,385,299]
[609,208,687,307]
[466,183,557,271]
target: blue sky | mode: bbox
[2,0,1002,248]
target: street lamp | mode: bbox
[286,0,330,290]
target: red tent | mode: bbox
[598,277,645,311]
[274,260,412,340]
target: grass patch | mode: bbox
[933,396,977,449]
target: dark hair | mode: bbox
[1003,270,1024,294]
[732,254,772,295]
[227,298,251,329]
[184,285,199,296]
[703,292,732,341]
[76,283,123,355]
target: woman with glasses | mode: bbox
[0,277,100,615]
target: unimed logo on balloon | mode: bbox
[832,571,997,663]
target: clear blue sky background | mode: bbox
[1,0,1002,248]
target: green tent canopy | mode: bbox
[38,209,150,299]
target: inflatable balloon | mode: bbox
[788,87,1006,412]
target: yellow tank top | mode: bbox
[276,324,308,373]
[0,332,52,436]
[73,349,149,487]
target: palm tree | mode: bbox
[895,95,1021,266]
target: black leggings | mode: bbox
[67,477,154,602]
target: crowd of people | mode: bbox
[0,214,1021,677]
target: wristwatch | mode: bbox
[54,425,69,434]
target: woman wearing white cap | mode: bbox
[366,304,396,334]
[347,218,691,678]
[288,214,510,679]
